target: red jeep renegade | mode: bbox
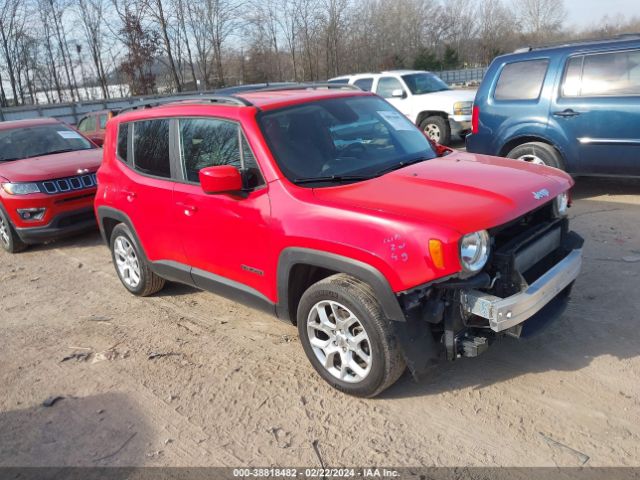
[0,118,102,253]
[95,86,583,397]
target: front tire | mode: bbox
[420,116,451,146]
[109,223,165,296]
[0,208,27,254]
[297,274,405,397]
[507,142,564,170]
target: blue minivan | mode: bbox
[466,36,640,176]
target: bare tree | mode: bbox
[43,0,79,101]
[515,0,566,40]
[476,0,516,65]
[173,0,197,86]
[0,0,25,105]
[77,0,110,98]
[146,0,182,91]
[185,1,213,88]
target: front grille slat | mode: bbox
[37,173,97,195]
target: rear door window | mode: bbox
[354,78,374,91]
[562,49,640,97]
[375,77,405,98]
[132,119,171,178]
[99,114,108,129]
[494,59,549,100]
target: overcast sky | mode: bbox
[565,0,640,28]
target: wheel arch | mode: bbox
[416,110,449,127]
[499,135,567,164]
[276,247,406,325]
[96,206,149,262]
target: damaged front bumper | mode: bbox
[460,248,582,332]
[394,216,584,376]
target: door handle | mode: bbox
[177,202,197,216]
[553,109,581,117]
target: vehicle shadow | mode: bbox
[571,176,640,202]
[23,228,104,253]
[0,393,152,467]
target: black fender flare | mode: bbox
[96,206,149,260]
[276,247,406,323]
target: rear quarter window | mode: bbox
[494,59,549,100]
[117,123,128,162]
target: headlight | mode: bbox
[553,191,569,217]
[453,101,473,116]
[460,230,490,273]
[2,182,40,195]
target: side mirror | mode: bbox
[391,89,406,99]
[199,165,243,194]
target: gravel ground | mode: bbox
[1,176,639,468]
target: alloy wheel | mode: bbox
[0,216,10,248]
[113,236,141,288]
[306,300,373,383]
[517,154,546,166]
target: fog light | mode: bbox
[17,208,46,221]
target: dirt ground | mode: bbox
[1,177,639,468]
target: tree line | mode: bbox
[0,0,638,106]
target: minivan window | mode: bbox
[132,119,171,178]
[178,118,264,188]
[494,59,549,100]
[561,56,583,97]
[579,49,640,96]
[354,78,374,91]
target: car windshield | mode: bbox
[258,96,436,186]
[402,73,450,95]
[0,124,94,162]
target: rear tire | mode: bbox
[507,142,564,170]
[109,223,165,296]
[0,208,27,254]
[297,274,405,397]
[420,116,451,146]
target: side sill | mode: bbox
[152,260,276,317]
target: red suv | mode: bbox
[76,109,119,147]
[0,118,102,253]
[95,86,583,397]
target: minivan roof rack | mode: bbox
[513,33,640,53]
[119,93,252,114]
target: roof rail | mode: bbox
[513,33,640,53]
[119,93,252,114]
[243,82,361,93]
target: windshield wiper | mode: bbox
[375,156,433,177]
[293,174,372,185]
[32,148,76,157]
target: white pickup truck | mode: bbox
[329,70,476,146]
